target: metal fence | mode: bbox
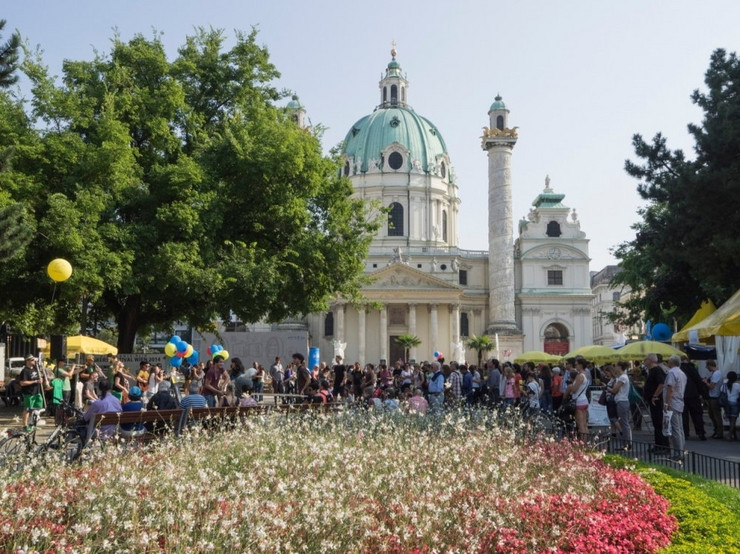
[602,436,740,489]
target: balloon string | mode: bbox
[51,283,57,303]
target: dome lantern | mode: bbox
[379,46,409,108]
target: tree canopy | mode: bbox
[0,27,379,351]
[613,49,740,326]
[0,19,19,88]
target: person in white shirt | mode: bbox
[607,361,632,449]
[663,355,688,460]
[703,360,724,439]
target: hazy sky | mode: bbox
[5,1,740,270]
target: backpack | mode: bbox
[718,384,730,409]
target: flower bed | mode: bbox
[0,410,676,552]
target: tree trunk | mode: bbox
[116,295,141,353]
[80,295,88,336]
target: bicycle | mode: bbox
[0,402,87,471]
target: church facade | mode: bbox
[299,50,593,365]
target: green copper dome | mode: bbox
[489,94,506,112]
[286,95,303,109]
[342,106,448,174]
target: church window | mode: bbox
[440,162,446,179]
[389,306,405,325]
[383,87,387,103]
[391,84,398,105]
[442,210,448,242]
[459,270,467,285]
[460,312,469,337]
[496,115,504,130]
[324,312,334,337]
[343,161,350,176]
[547,270,563,285]
[612,292,621,302]
[388,202,404,236]
[388,151,403,170]
[546,221,562,237]
[440,264,447,271]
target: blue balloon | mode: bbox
[177,341,188,354]
[211,344,223,353]
[170,356,183,367]
[187,350,199,365]
[169,335,180,344]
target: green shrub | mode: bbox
[602,456,740,553]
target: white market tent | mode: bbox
[672,289,740,373]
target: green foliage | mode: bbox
[0,20,19,88]
[602,456,740,553]
[466,334,494,366]
[395,334,422,361]
[0,203,33,262]
[614,49,740,326]
[0,27,379,350]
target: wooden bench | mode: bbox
[84,408,184,447]
[82,402,344,448]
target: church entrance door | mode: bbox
[389,336,405,365]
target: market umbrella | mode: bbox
[514,351,563,364]
[615,340,683,360]
[563,345,620,364]
[42,335,118,357]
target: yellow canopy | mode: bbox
[42,335,118,357]
[514,351,563,364]
[563,345,620,364]
[615,340,684,360]
[672,299,717,342]
[672,289,740,342]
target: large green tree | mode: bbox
[0,28,378,351]
[613,49,740,326]
[0,19,19,88]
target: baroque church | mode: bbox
[296,50,593,364]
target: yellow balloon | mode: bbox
[219,350,229,361]
[164,342,177,357]
[47,258,73,282]
[184,344,194,358]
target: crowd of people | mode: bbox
[12,348,740,457]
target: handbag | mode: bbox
[598,389,607,406]
[559,397,577,416]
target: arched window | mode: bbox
[324,312,334,337]
[383,87,387,103]
[391,84,398,105]
[543,323,569,355]
[546,221,562,237]
[496,115,504,130]
[343,161,350,176]
[442,210,448,242]
[440,161,446,179]
[388,202,404,236]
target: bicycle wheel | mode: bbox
[0,434,30,472]
[38,429,83,463]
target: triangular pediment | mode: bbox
[365,263,461,291]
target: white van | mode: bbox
[7,357,25,377]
